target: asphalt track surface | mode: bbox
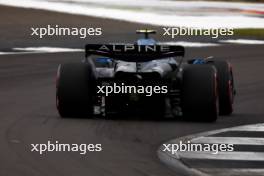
[0,5,264,176]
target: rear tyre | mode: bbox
[210,60,234,115]
[56,63,96,118]
[181,65,218,122]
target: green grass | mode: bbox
[234,28,264,38]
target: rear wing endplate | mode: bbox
[85,44,184,62]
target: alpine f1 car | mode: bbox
[56,30,235,122]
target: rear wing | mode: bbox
[85,44,184,62]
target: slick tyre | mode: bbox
[211,60,234,115]
[181,65,218,122]
[56,63,96,118]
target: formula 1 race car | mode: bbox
[56,30,235,122]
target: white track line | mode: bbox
[220,39,264,45]
[191,136,264,145]
[0,47,84,55]
[178,151,264,161]
[13,47,84,52]
[232,126,264,132]
[159,42,220,47]
[57,0,264,12]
